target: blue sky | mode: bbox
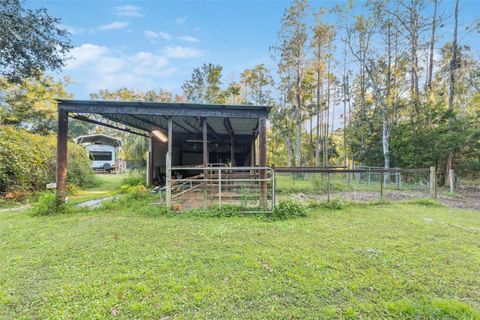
[27,0,480,100]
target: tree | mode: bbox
[240,64,274,105]
[425,0,438,91]
[274,0,310,167]
[0,0,71,82]
[225,81,242,104]
[182,63,226,104]
[0,74,72,134]
[311,11,335,166]
[445,0,459,186]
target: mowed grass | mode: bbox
[68,174,127,204]
[0,198,480,319]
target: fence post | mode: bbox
[166,152,171,208]
[218,168,222,205]
[449,169,454,193]
[327,172,331,202]
[380,172,384,199]
[429,166,436,198]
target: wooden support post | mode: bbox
[166,118,173,208]
[251,134,256,166]
[230,135,235,166]
[202,117,208,166]
[430,166,436,198]
[259,118,267,206]
[147,137,153,186]
[56,109,68,202]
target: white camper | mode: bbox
[76,134,122,172]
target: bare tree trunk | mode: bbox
[383,20,392,184]
[324,57,331,166]
[295,97,302,168]
[425,0,438,91]
[445,0,459,186]
[286,135,292,167]
[382,116,390,182]
[315,71,321,166]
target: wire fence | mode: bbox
[159,165,441,211]
[274,167,433,202]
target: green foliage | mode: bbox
[0,75,72,134]
[456,160,480,179]
[123,135,148,161]
[0,127,96,195]
[181,63,226,103]
[120,170,146,187]
[272,199,308,219]
[0,0,71,82]
[32,192,67,215]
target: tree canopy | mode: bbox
[0,0,71,82]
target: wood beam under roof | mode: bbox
[58,99,271,119]
[70,114,148,137]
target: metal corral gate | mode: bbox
[166,166,275,212]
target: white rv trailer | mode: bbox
[76,134,122,172]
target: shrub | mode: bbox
[32,192,67,215]
[120,169,146,187]
[272,199,308,219]
[0,127,96,196]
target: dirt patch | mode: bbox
[437,188,480,211]
[284,189,480,211]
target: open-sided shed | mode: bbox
[56,99,271,205]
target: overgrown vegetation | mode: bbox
[31,192,68,216]
[0,127,97,198]
[272,199,308,218]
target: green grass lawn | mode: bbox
[1,197,479,319]
[68,174,127,204]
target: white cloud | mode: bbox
[66,44,110,69]
[175,16,187,24]
[97,21,130,31]
[144,30,172,40]
[65,43,183,92]
[164,46,204,58]
[115,5,144,17]
[178,35,199,42]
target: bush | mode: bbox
[120,169,146,187]
[0,127,96,196]
[32,192,67,215]
[272,199,308,219]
